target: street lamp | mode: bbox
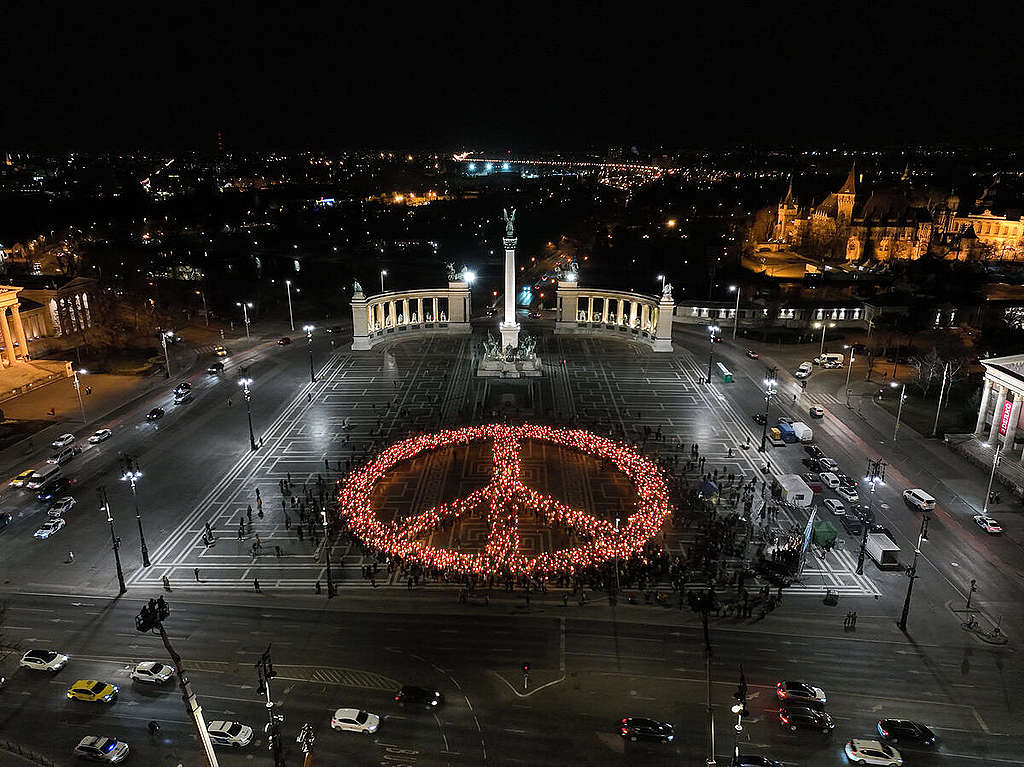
[321,509,336,597]
[657,274,665,293]
[98,486,127,596]
[891,381,907,441]
[759,368,778,452]
[728,285,741,340]
[161,330,175,378]
[463,270,477,283]
[195,290,209,327]
[71,368,88,423]
[706,325,720,384]
[236,301,253,338]
[380,269,388,293]
[120,455,151,567]
[303,324,316,383]
[813,321,836,356]
[897,513,930,632]
[857,458,886,575]
[239,378,258,451]
[981,443,1001,516]
[844,345,855,407]
[285,280,295,331]
[256,646,286,767]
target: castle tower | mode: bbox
[837,164,856,225]
[775,176,797,240]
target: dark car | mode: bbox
[207,362,224,374]
[804,444,825,459]
[394,685,444,709]
[835,473,858,489]
[146,408,165,421]
[173,382,192,396]
[779,704,835,733]
[0,512,12,534]
[37,477,73,503]
[802,473,824,493]
[277,337,292,345]
[877,719,936,745]
[734,757,783,767]
[853,505,876,525]
[619,717,674,743]
[840,515,865,536]
[776,681,826,705]
[753,413,767,425]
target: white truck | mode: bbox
[772,474,814,507]
[865,533,900,570]
[791,422,813,443]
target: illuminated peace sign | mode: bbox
[336,424,673,576]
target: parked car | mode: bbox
[819,472,841,489]
[840,515,865,536]
[974,515,1003,534]
[51,434,75,449]
[823,499,846,516]
[844,738,902,766]
[778,704,834,733]
[809,405,825,418]
[836,486,860,503]
[331,708,380,734]
[146,408,165,421]
[817,457,839,472]
[801,473,824,493]
[804,444,825,459]
[88,429,113,443]
[776,680,826,705]
[207,721,253,748]
[619,717,674,743]
[876,719,936,746]
[72,735,130,763]
[20,649,69,671]
[130,661,175,684]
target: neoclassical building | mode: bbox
[974,354,1024,457]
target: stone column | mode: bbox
[432,297,438,322]
[988,385,1008,444]
[587,297,594,323]
[10,305,28,357]
[402,299,409,324]
[0,309,16,366]
[416,298,423,323]
[350,290,370,350]
[630,301,638,327]
[1003,391,1021,448]
[975,379,993,435]
[640,304,650,331]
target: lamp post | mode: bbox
[256,646,287,767]
[120,455,151,567]
[706,325,720,384]
[981,443,1001,516]
[321,509,336,597]
[857,458,886,575]
[71,368,87,423]
[729,285,741,340]
[236,301,253,338]
[731,666,748,765]
[239,378,257,451]
[285,280,295,331]
[161,330,175,378]
[932,361,950,437]
[891,381,907,441]
[98,486,127,596]
[380,269,387,293]
[813,321,836,356]
[195,290,209,326]
[897,513,930,632]
[303,324,315,383]
[759,368,778,452]
[843,345,855,407]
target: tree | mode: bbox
[910,348,943,396]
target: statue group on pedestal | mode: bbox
[483,330,537,363]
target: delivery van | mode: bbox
[26,463,61,489]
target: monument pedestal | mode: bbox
[499,321,521,350]
[477,353,543,378]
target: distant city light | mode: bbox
[502,161,510,171]
[468,163,476,171]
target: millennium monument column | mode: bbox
[499,207,521,351]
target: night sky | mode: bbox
[4,3,1021,151]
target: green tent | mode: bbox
[811,519,838,548]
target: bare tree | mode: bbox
[911,348,944,396]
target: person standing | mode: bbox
[194,568,200,582]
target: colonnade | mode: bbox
[0,287,30,366]
[351,281,472,351]
[554,282,675,351]
[974,372,1024,461]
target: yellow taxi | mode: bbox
[67,679,119,703]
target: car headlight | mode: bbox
[103,694,113,701]
[666,735,674,741]
[431,700,438,705]
[67,692,73,698]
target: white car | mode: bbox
[20,649,69,671]
[817,457,839,472]
[331,707,380,734]
[845,738,902,766]
[73,736,130,763]
[836,486,860,503]
[51,434,76,449]
[34,517,66,539]
[809,405,825,418]
[819,472,840,489]
[88,429,113,443]
[823,498,845,516]
[973,515,1003,534]
[207,721,253,748]
[47,496,76,517]
[130,661,175,684]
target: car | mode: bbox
[823,360,842,369]
[844,738,902,766]
[818,457,839,472]
[528,311,543,319]
[174,390,193,404]
[802,473,824,492]
[836,486,860,503]
[902,488,936,511]
[394,685,445,709]
[20,649,69,671]
[711,335,724,343]
[67,680,119,703]
[331,707,380,734]
[88,429,112,443]
[776,680,826,705]
[48,445,82,465]
[47,496,76,517]
[823,498,846,516]
[876,719,936,745]
[974,515,1003,534]
[0,512,11,534]
[619,717,674,743]
[214,346,230,357]
[779,704,834,733]
[37,477,73,502]
[745,349,759,359]
[752,413,767,425]
[804,444,825,459]
[841,515,865,535]
[207,721,253,748]
[809,405,825,418]
[277,337,292,345]
[146,408,165,421]
[853,505,875,525]
[51,434,75,449]
[734,757,783,767]
[173,381,192,395]
[207,362,224,374]
[777,417,793,425]
[819,472,841,489]
[34,517,67,539]
[794,368,811,379]
[72,736,130,763]
[10,469,35,487]
[130,661,175,684]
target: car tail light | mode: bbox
[880,728,889,737]
[778,690,786,697]
[621,728,628,735]
[394,695,400,701]
[779,714,789,724]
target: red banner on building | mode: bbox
[999,400,1013,436]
